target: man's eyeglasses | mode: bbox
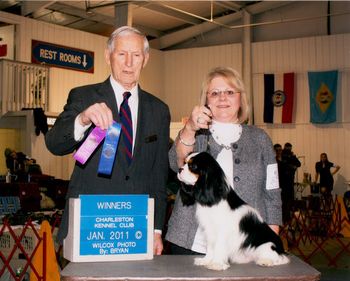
[207,89,239,99]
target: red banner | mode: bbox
[0,44,7,57]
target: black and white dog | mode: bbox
[178,152,289,271]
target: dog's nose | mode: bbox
[178,167,183,173]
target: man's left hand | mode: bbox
[153,232,163,255]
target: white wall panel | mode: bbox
[252,34,350,195]
[164,44,242,121]
[140,49,165,100]
[341,71,350,121]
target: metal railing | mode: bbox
[0,59,50,116]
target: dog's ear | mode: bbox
[179,183,196,206]
[194,152,230,205]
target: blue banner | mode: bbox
[308,70,338,124]
[79,195,149,256]
[98,122,122,175]
[31,40,94,73]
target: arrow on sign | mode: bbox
[82,54,87,67]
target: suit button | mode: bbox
[232,143,238,150]
[125,176,130,180]
[234,176,240,182]
[234,158,240,164]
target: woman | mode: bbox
[165,66,282,254]
[315,153,340,195]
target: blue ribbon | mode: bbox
[97,122,122,175]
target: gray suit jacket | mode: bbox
[45,78,170,243]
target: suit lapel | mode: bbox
[97,78,120,121]
[129,87,148,169]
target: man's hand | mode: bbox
[153,232,163,255]
[79,102,113,130]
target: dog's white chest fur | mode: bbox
[196,200,248,251]
[196,200,242,237]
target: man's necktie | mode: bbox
[119,92,133,165]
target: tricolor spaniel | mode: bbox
[178,152,289,271]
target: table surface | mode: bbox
[60,255,320,281]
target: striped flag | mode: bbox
[308,70,338,124]
[263,73,295,124]
[0,44,7,57]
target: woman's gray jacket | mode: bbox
[165,125,282,250]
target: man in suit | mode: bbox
[45,26,170,255]
[280,142,301,223]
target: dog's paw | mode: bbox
[256,259,275,267]
[256,254,290,267]
[194,257,210,266]
[206,262,230,271]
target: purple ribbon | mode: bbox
[74,126,106,165]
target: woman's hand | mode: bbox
[185,105,212,132]
[269,224,280,235]
[175,105,212,167]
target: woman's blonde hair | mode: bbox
[199,66,250,123]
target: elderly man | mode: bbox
[45,26,170,255]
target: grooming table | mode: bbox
[60,254,320,281]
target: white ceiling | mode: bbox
[0,1,258,35]
[1,1,350,50]
[0,1,297,49]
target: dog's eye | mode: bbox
[188,162,196,171]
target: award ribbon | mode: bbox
[74,126,106,165]
[98,122,122,175]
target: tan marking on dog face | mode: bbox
[178,153,199,185]
[185,152,199,164]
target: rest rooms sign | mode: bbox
[31,40,94,73]
[79,195,148,255]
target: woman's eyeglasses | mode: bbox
[206,89,239,99]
